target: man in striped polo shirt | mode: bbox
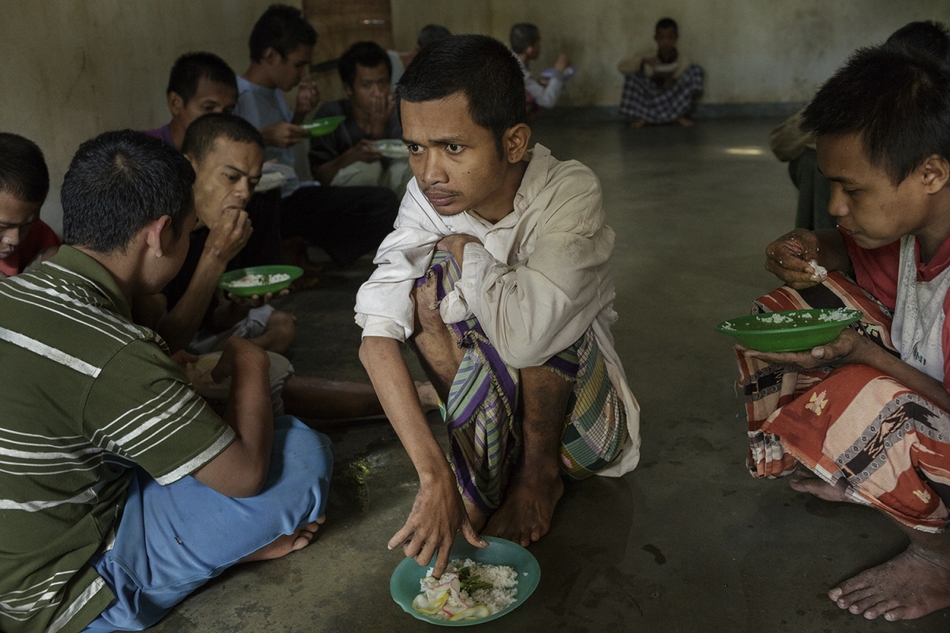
[0,130,332,633]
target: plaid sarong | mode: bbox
[733,272,950,531]
[618,65,704,123]
[418,252,627,515]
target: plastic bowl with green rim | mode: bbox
[302,115,346,136]
[217,265,303,298]
[716,308,863,352]
[390,536,540,626]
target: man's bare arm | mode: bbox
[359,335,483,577]
[192,337,274,497]
[155,208,252,352]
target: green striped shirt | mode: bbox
[0,247,233,633]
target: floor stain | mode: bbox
[642,543,666,565]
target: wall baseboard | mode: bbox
[535,102,808,122]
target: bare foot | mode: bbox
[415,381,440,413]
[629,118,646,129]
[828,545,950,620]
[483,471,563,546]
[239,516,325,563]
[675,116,694,127]
[789,472,851,503]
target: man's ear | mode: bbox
[144,215,174,258]
[168,91,185,118]
[502,123,531,164]
[920,154,950,194]
[261,46,281,66]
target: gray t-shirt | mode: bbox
[233,76,299,196]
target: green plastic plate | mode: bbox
[716,308,863,352]
[302,115,346,136]
[217,265,303,298]
[390,536,540,626]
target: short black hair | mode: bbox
[338,41,392,87]
[62,131,195,253]
[397,35,527,157]
[509,23,539,55]
[656,18,678,34]
[0,133,49,204]
[166,52,237,104]
[182,113,265,165]
[802,44,950,185]
[885,20,950,64]
[417,24,451,49]
[248,4,317,62]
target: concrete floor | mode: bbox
[147,118,950,632]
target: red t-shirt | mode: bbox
[0,220,60,277]
[844,229,950,389]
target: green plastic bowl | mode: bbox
[716,308,863,352]
[217,265,303,298]
[390,536,540,626]
[302,115,346,136]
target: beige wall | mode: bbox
[392,0,950,104]
[0,0,278,235]
[3,0,950,234]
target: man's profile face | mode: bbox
[173,76,238,130]
[0,191,42,261]
[189,138,264,229]
[346,63,391,113]
[401,92,512,220]
[269,44,313,91]
[817,133,930,250]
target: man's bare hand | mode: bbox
[742,327,868,371]
[225,289,290,308]
[366,92,395,138]
[436,234,482,270]
[260,121,307,148]
[170,349,198,370]
[387,477,485,578]
[764,229,826,289]
[345,139,383,164]
[206,207,253,265]
[211,336,268,383]
[554,53,573,73]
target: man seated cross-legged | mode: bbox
[355,34,641,576]
[734,43,950,621]
[0,131,331,633]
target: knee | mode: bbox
[411,280,444,332]
[266,310,297,345]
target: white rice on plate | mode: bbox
[412,558,518,621]
[223,272,290,288]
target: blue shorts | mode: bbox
[81,416,332,632]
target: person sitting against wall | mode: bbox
[387,24,451,90]
[510,22,573,119]
[308,41,413,197]
[617,17,703,128]
[233,4,399,274]
[0,133,59,279]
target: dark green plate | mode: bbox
[217,265,303,298]
[716,308,863,352]
[302,115,346,136]
[390,536,540,626]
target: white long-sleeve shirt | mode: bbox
[519,58,565,109]
[355,144,640,476]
